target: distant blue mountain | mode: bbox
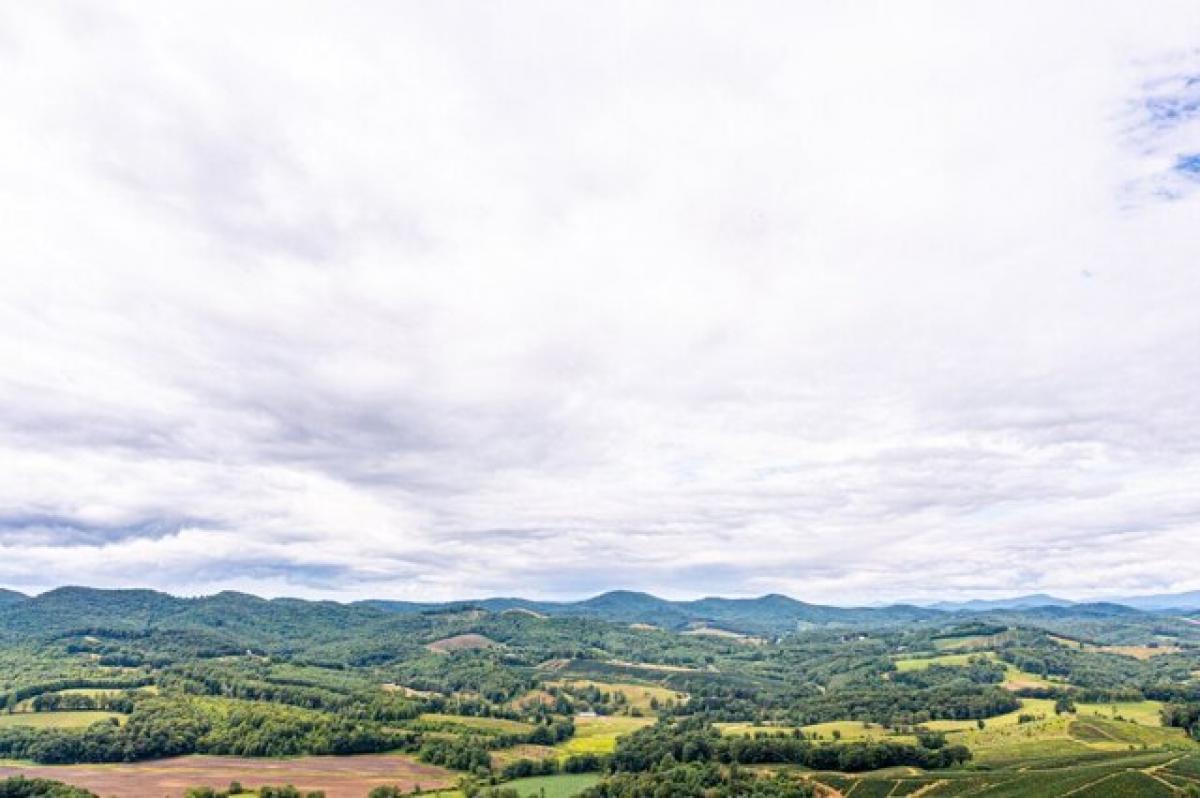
[0,588,26,605]
[366,589,944,633]
[1110,590,1200,612]
[926,594,1075,612]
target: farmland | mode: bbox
[557,715,654,755]
[0,588,1199,796]
[0,711,125,729]
[0,754,456,798]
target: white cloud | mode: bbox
[0,1,1199,603]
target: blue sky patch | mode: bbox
[1176,153,1200,177]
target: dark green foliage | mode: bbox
[0,582,1197,798]
[185,787,325,798]
[1163,703,1200,739]
[0,778,96,798]
[607,718,971,773]
[580,762,814,797]
[0,697,415,763]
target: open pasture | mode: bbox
[930,631,1010,651]
[489,744,558,768]
[946,710,1195,769]
[803,720,911,744]
[417,713,535,734]
[1097,644,1182,660]
[893,651,1056,690]
[719,719,918,746]
[424,633,498,653]
[556,714,652,755]
[805,750,1181,797]
[894,653,979,671]
[427,772,601,798]
[548,679,682,714]
[0,711,125,729]
[924,698,1056,732]
[1077,699,1165,726]
[716,721,805,737]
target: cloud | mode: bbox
[0,1,1199,603]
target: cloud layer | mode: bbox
[1,2,1199,603]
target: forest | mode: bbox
[0,588,1199,796]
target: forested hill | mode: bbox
[0,588,25,605]
[0,587,943,641]
[0,587,1193,646]
[361,590,944,633]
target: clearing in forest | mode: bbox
[557,715,653,755]
[548,679,683,714]
[0,711,126,728]
[417,713,535,734]
[424,633,498,653]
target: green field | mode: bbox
[418,713,536,734]
[556,715,653,755]
[803,750,1184,797]
[495,773,601,797]
[717,719,919,745]
[547,679,682,714]
[804,720,914,744]
[924,697,1056,732]
[429,773,601,798]
[1076,699,1165,726]
[941,710,1196,770]
[893,651,1055,690]
[0,711,125,729]
[894,653,979,671]
[931,632,1006,651]
[716,721,805,736]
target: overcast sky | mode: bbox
[1,2,1199,604]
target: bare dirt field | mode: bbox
[0,754,456,798]
[424,633,497,653]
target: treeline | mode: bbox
[0,697,415,764]
[580,762,815,798]
[415,718,577,774]
[1162,703,1200,739]
[892,658,1006,687]
[30,690,139,714]
[0,777,97,798]
[608,720,970,773]
[186,785,324,798]
[997,645,1194,692]
[783,684,1019,726]
[0,678,152,712]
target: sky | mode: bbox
[1,2,1199,605]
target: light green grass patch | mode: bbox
[932,633,1004,651]
[557,715,652,755]
[894,653,978,672]
[498,773,601,797]
[893,652,1055,690]
[798,720,916,745]
[925,698,1056,733]
[1076,700,1164,727]
[548,679,683,714]
[426,773,600,798]
[716,722,805,736]
[0,711,125,728]
[418,713,535,733]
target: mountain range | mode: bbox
[922,591,1200,613]
[0,586,1197,640]
[362,588,1200,631]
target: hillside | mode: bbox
[0,588,25,606]
[0,584,1198,798]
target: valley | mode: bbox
[0,588,1199,796]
